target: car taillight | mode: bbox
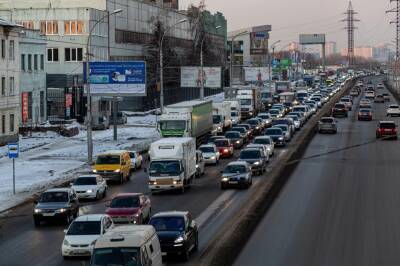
[223,149,229,153]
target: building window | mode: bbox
[1,39,5,58]
[16,21,34,29]
[1,77,5,96]
[40,54,44,70]
[64,20,84,35]
[40,91,45,119]
[40,21,58,35]
[9,40,14,60]
[47,48,59,62]
[9,113,14,133]
[28,92,33,120]
[28,54,32,70]
[34,54,38,70]
[21,54,25,71]
[65,48,83,62]
[9,77,14,95]
[1,115,5,134]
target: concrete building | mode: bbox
[19,29,47,126]
[0,19,20,145]
[324,42,337,57]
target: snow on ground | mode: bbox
[0,117,160,212]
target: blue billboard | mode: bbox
[85,61,146,96]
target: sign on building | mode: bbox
[85,61,147,96]
[244,67,270,82]
[181,67,222,88]
[250,31,269,55]
[21,92,29,124]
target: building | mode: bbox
[324,42,337,57]
[0,19,20,146]
[19,29,47,126]
[341,46,373,59]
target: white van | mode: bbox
[90,225,162,266]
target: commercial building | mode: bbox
[0,19,20,146]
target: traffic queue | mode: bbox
[31,73,352,265]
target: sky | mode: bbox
[180,0,395,51]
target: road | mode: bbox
[235,77,400,266]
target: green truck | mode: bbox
[158,100,213,146]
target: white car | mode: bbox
[340,97,353,111]
[128,151,143,170]
[62,214,114,258]
[199,144,220,165]
[71,175,107,200]
[365,91,375,99]
[246,144,270,162]
[387,104,400,117]
[252,136,275,157]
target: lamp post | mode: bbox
[159,19,187,113]
[269,40,281,89]
[86,8,122,164]
[229,31,249,88]
[199,25,222,100]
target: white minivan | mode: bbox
[91,225,162,266]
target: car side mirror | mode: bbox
[63,229,68,234]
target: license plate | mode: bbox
[229,181,238,184]
[385,129,392,132]
[42,213,55,217]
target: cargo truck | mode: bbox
[147,138,196,193]
[158,100,213,146]
[261,88,274,109]
[212,102,232,134]
[236,86,262,119]
[224,99,242,125]
[275,81,292,94]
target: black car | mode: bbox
[33,188,79,226]
[246,119,263,135]
[264,127,285,146]
[149,211,198,261]
[225,131,244,148]
[332,103,348,117]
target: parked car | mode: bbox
[332,103,348,118]
[70,175,107,200]
[358,109,373,121]
[264,127,286,147]
[61,214,114,258]
[387,104,400,117]
[376,121,398,140]
[105,193,151,224]
[252,136,275,157]
[317,117,337,134]
[214,138,234,158]
[238,148,267,175]
[220,161,252,189]
[225,131,244,148]
[149,211,198,261]
[128,150,143,170]
[33,188,79,226]
[199,144,220,165]
[195,150,205,178]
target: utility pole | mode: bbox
[342,1,359,67]
[387,0,400,60]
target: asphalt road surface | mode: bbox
[235,77,400,266]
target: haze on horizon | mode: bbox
[180,0,395,51]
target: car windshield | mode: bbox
[73,177,97,186]
[215,140,229,147]
[390,105,399,109]
[360,109,370,113]
[247,120,259,125]
[276,125,288,132]
[40,192,69,203]
[335,104,345,108]
[293,108,305,112]
[238,125,250,130]
[232,128,246,134]
[258,115,270,119]
[159,120,186,130]
[224,165,247,174]
[199,146,215,153]
[288,116,299,121]
[67,221,101,235]
[91,247,140,266]
[96,155,120,165]
[254,138,271,145]
[341,98,350,102]
[240,150,261,159]
[226,132,240,138]
[380,123,396,129]
[240,99,252,105]
[150,217,185,232]
[213,115,222,124]
[149,161,181,176]
[110,196,140,208]
[269,110,280,114]
[266,129,282,135]
[273,120,288,125]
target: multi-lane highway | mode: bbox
[235,77,400,266]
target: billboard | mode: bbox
[244,67,270,82]
[250,31,269,55]
[299,34,326,45]
[85,61,146,96]
[181,67,222,88]
[21,92,28,124]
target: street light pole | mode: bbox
[159,19,187,113]
[86,9,122,164]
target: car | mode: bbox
[376,121,398,140]
[264,127,286,147]
[293,105,311,119]
[207,135,225,144]
[195,150,205,178]
[374,95,385,103]
[272,118,295,136]
[287,115,301,130]
[128,150,143,170]
[268,109,283,118]
[105,193,151,224]
[340,97,353,111]
[231,126,249,143]
[387,104,400,117]
[252,136,275,157]
[220,161,252,189]
[199,144,220,165]
[214,138,234,158]
[360,102,372,110]
[274,124,291,141]
[70,175,107,200]
[257,113,272,127]
[350,89,359,97]
[33,188,79,226]
[332,103,348,118]
[360,99,371,106]
[61,214,114,258]
[358,108,373,121]
[288,111,306,125]
[149,211,198,261]
[225,131,244,148]
[231,111,241,125]
[317,117,337,134]
[246,144,270,163]
[238,148,267,175]
[246,118,263,135]
[383,93,390,102]
[93,150,132,184]
[365,90,375,99]
[237,123,254,139]
[377,84,385,89]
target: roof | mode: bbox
[98,150,128,155]
[379,121,396,124]
[113,193,143,198]
[74,214,107,222]
[45,188,73,193]
[95,225,156,249]
[227,161,249,166]
[254,136,272,139]
[151,211,188,218]
[0,19,21,28]
[77,174,100,178]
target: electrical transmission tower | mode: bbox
[387,0,400,60]
[342,2,359,66]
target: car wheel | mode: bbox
[95,191,100,200]
[181,248,190,262]
[65,213,73,225]
[33,217,41,227]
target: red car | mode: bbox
[376,121,398,140]
[214,138,234,158]
[105,193,151,224]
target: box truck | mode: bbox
[236,86,262,119]
[212,102,232,134]
[147,138,196,193]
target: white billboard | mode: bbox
[244,67,270,82]
[181,67,221,88]
[299,34,326,45]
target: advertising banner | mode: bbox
[85,61,146,96]
[181,67,222,88]
[21,92,28,124]
[250,31,269,55]
[244,67,270,82]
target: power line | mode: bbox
[342,1,360,66]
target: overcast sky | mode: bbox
[180,0,395,51]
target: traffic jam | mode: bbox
[31,73,356,265]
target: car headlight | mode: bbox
[278,137,284,141]
[63,239,70,246]
[57,208,67,213]
[256,126,260,130]
[86,189,93,193]
[210,156,216,160]
[114,169,121,173]
[92,169,97,173]
[218,127,222,130]
[222,177,229,182]
[236,140,240,144]
[34,209,41,213]
[174,235,186,243]
[253,161,260,165]
[196,164,199,168]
